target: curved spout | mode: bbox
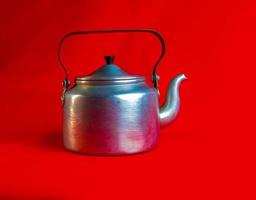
[160,74,187,127]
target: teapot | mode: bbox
[58,29,187,155]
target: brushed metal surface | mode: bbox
[63,81,160,155]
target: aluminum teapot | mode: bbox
[58,29,187,155]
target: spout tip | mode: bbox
[177,73,188,81]
[182,73,188,79]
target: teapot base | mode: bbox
[63,132,159,156]
[63,143,158,156]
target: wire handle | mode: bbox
[58,29,166,92]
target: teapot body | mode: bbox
[63,81,160,155]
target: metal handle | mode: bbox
[58,29,166,91]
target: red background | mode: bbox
[0,0,255,199]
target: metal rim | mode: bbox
[75,75,145,81]
[75,77,145,85]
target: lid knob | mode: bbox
[104,56,115,64]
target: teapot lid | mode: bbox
[76,56,144,83]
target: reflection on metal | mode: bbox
[117,93,144,102]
